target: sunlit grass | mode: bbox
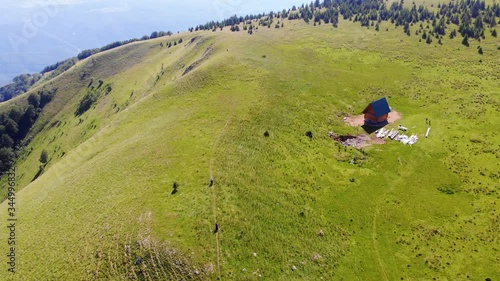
[0,12,498,281]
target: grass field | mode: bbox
[0,12,499,281]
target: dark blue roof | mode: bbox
[366,97,391,118]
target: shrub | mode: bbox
[305,131,313,139]
[171,182,179,195]
[76,91,100,116]
[39,150,48,164]
[437,186,456,195]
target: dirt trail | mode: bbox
[371,174,405,281]
[344,111,402,127]
[372,206,389,281]
[209,115,231,281]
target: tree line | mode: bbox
[0,74,42,102]
[0,88,56,175]
[191,0,498,48]
[2,0,497,104]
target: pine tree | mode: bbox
[462,34,470,46]
[449,29,457,39]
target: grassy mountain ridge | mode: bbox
[1,32,218,197]
[0,12,499,281]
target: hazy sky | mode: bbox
[0,0,307,86]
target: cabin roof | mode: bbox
[363,97,391,118]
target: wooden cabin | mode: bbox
[362,97,391,127]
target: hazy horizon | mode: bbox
[0,0,306,86]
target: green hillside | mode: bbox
[0,3,499,281]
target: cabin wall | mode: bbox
[362,103,389,127]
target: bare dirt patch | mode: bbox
[344,111,402,127]
[330,133,385,149]
[337,111,401,148]
[387,111,402,124]
[344,115,364,127]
